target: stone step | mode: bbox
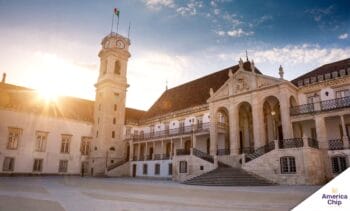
[183,167,274,186]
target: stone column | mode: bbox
[129,141,134,161]
[252,96,265,149]
[229,103,240,155]
[279,92,293,139]
[137,143,141,161]
[340,115,349,148]
[145,142,148,160]
[192,134,197,149]
[152,142,155,160]
[209,122,218,156]
[161,140,164,159]
[170,139,173,158]
[315,116,328,149]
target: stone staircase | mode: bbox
[183,165,274,186]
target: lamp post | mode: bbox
[271,111,276,140]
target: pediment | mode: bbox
[208,70,283,102]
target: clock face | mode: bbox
[116,40,125,49]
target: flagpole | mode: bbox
[110,13,115,33]
[127,22,131,39]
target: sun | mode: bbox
[37,87,59,102]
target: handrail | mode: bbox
[279,138,303,149]
[107,157,129,171]
[217,148,230,155]
[192,148,214,163]
[328,139,344,150]
[132,123,211,141]
[290,96,350,116]
[245,141,275,163]
[176,148,190,156]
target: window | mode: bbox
[126,127,131,136]
[307,94,320,104]
[336,90,350,99]
[113,118,116,124]
[2,157,15,171]
[168,163,173,175]
[33,159,43,172]
[96,131,98,138]
[7,127,21,150]
[112,131,115,138]
[114,61,120,75]
[143,164,148,175]
[332,156,347,174]
[114,93,119,101]
[155,164,160,175]
[80,137,91,156]
[35,131,48,152]
[179,161,187,173]
[60,135,71,154]
[58,160,68,173]
[280,156,296,174]
[114,104,117,111]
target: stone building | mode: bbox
[0,32,349,185]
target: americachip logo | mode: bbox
[293,168,350,211]
[322,187,348,206]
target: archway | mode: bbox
[216,107,230,155]
[238,102,254,153]
[263,96,282,143]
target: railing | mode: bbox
[240,147,255,154]
[217,122,228,129]
[132,156,137,161]
[192,148,214,163]
[217,148,230,155]
[290,96,350,116]
[308,138,319,149]
[154,154,161,160]
[145,155,152,160]
[176,148,190,156]
[162,154,170,160]
[279,138,303,149]
[132,123,210,141]
[328,139,344,150]
[107,157,129,171]
[139,155,145,161]
[245,141,275,162]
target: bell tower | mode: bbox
[90,32,130,176]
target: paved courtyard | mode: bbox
[0,176,319,211]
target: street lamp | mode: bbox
[271,111,276,140]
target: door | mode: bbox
[132,164,137,177]
[184,140,191,153]
[278,125,283,140]
[81,161,88,176]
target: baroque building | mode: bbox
[0,32,349,185]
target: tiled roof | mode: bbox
[0,83,145,123]
[142,61,261,119]
[291,58,350,87]
[125,108,146,124]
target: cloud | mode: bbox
[306,5,334,22]
[144,0,175,10]
[216,30,226,36]
[338,33,348,40]
[176,0,203,16]
[227,28,253,37]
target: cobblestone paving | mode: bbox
[0,177,320,211]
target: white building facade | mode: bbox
[0,32,349,185]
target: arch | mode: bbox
[114,60,121,75]
[263,96,282,143]
[238,102,254,154]
[184,140,191,153]
[215,106,230,155]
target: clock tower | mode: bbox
[90,32,130,176]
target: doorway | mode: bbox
[132,164,137,177]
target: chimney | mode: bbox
[1,73,6,83]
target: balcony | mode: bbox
[290,96,350,116]
[131,123,210,141]
[328,139,344,150]
[217,148,230,155]
[176,148,191,156]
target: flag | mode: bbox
[114,8,120,17]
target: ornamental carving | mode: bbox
[234,76,250,93]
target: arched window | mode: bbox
[332,156,347,174]
[280,156,296,174]
[114,61,121,75]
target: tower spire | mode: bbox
[245,50,249,61]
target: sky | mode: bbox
[0,0,350,110]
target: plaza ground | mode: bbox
[0,176,319,211]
